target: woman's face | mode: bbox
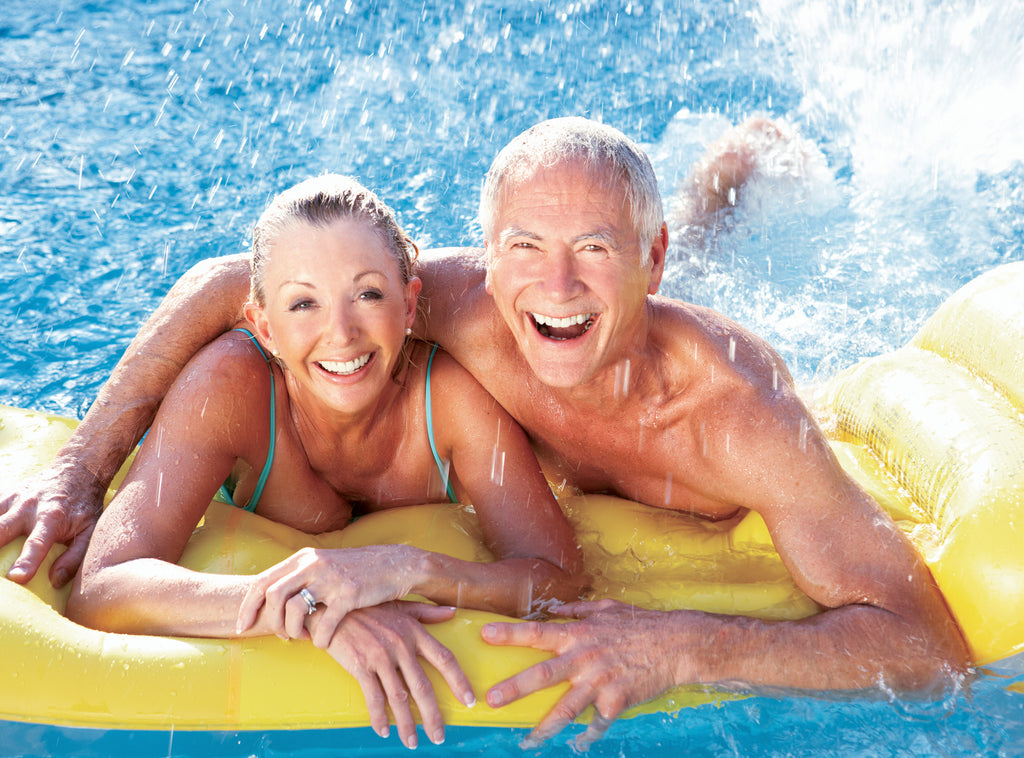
[247,217,420,417]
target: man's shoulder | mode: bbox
[417,247,487,289]
[417,247,498,345]
[648,295,793,398]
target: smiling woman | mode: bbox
[61,174,585,750]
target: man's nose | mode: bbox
[541,247,584,301]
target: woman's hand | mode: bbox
[314,601,476,749]
[236,545,424,647]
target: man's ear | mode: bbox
[647,223,668,295]
[243,301,276,356]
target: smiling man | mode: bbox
[1,118,967,747]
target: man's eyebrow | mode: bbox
[571,229,618,246]
[497,226,540,245]
[498,227,620,246]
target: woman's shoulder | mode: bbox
[410,341,479,388]
[411,341,504,426]
[173,328,275,404]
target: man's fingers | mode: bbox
[48,525,94,588]
[481,619,555,649]
[520,685,597,749]
[573,710,619,751]
[5,521,56,585]
[485,654,572,709]
[551,598,622,619]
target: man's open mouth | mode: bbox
[530,312,595,341]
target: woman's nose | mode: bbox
[329,303,360,343]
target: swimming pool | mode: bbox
[2,0,1023,755]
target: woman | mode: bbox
[67,174,584,749]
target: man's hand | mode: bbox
[482,599,682,749]
[0,461,105,587]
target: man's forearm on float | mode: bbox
[60,254,251,490]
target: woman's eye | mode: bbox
[288,299,316,311]
[358,289,384,301]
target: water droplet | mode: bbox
[614,358,631,399]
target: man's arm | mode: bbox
[481,374,969,746]
[413,247,487,346]
[0,254,251,587]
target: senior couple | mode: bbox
[0,117,966,749]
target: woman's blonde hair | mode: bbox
[250,174,418,305]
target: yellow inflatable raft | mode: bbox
[1,262,1022,732]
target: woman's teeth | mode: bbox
[318,353,371,375]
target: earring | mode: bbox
[272,349,280,357]
[405,328,412,336]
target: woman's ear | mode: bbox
[404,276,422,330]
[243,301,277,356]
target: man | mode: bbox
[1,118,966,746]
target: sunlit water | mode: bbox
[2,0,1023,755]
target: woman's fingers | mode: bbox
[401,604,476,708]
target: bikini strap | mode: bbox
[425,343,457,503]
[228,328,277,513]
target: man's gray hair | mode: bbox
[478,117,664,259]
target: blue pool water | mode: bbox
[2,0,1024,755]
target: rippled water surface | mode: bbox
[2,0,1023,755]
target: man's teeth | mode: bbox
[531,313,593,329]
[319,353,371,375]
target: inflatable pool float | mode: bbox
[1,262,1022,732]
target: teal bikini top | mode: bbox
[217,328,276,512]
[219,334,455,511]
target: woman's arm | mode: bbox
[236,350,584,646]
[420,350,586,612]
[65,334,271,636]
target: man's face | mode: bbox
[485,161,664,389]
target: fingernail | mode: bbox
[487,690,503,707]
[376,725,389,739]
[54,568,71,586]
[520,736,540,750]
[463,693,477,708]
[406,734,418,750]
[430,729,445,745]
